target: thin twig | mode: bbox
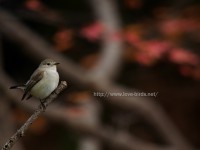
[0,95,25,150]
[1,81,67,150]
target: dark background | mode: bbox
[0,0,200,150]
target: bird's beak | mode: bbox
[55,62,60,65]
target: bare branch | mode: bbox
[0,96,25,150]
[87,0,123,82]
[1,81,67,150]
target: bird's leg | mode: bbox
[40,99,46,111]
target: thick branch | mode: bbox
[88,0,123,82]
[1,81,67,150]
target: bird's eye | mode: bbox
[47,63,50,65]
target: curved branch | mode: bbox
[1,81,67,150]
[87,0,123,82]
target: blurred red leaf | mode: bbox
[80,54,99,69]
[124,0,143,9]
[66,107,86,117]
[53,28,74,52]
[160,17,200,38]
[124,38,171,65]
[144,40,171,59]
[192,68,200,80]
[124,48,136,62]
[65,91,91,117]
[80,21,104,41]
[179,65,200,80]
[160,19,183,38]
[134,52,156,66]
[179,65,193,77]
[67,91,91,104]
[169,48,199,65]
[24,0,45,11]
[124,32,141,45]
[181,19,200,32]
[124,26,143,46]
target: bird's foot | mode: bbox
[40,99,46,111]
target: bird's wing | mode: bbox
[21,70,44,101]
[26,94,32,100]
[10,85,25,89]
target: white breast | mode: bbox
[30,70,59,99]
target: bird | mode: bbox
[10,59,60,106]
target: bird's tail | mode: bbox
[10,85,25,90]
